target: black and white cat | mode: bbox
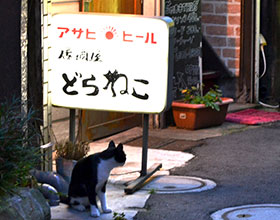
[68,140,126,217]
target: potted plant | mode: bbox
[55,140,89,183]
[172,85,233,130]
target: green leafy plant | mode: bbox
[0,98,42,196]
[181,85,223,111]
[148,188,156,194]
[55,140,89,160]
[113,212,127,220]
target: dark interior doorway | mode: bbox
[259,0,280,106]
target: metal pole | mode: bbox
[141,114,149,176]
[69,109,76,143]
[125,114,162,194]
[254,0,261,103]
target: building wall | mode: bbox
[0,0,21,102]
[201,0,241,77]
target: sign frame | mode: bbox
[50,13,174,114]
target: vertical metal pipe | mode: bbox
[69,109,76,143]
[141,114,149,176]
[254,0,261,103]
[199,41,203,96]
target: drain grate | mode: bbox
[237,214,252,218]
[163,185,177,189]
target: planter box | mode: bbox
[172,97,233,130]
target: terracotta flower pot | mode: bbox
[172,97,234,130]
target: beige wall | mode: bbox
[51,0,80,14]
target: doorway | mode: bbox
[79,0,143,141]
[258,0,280,107]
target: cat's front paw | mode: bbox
[102,208,112,214]
[90,205,100,218]
[90,210,100,218]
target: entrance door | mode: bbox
[79,0,142,141]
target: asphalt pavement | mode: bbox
[133,120,280,220]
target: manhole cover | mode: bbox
[211,204,280,220]
[163,186,176,189]
[141,175,216,194]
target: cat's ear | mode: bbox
[108,140,116,149]
[116,143,123,151]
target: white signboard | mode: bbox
[50,13,174,113]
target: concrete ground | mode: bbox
[51,104,280,220]
[51,139,195,219]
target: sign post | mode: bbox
[69,109,75,143]
[124,113,163,194]
[141,114,149,177]
[50,13,174,193]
